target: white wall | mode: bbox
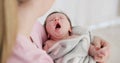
[118,0,120,16]
[38,0,120,29]
[38,0,78,26]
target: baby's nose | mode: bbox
[54,18,59,21]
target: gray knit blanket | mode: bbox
[47,26,96,63]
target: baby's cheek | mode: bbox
[46,24,53,30]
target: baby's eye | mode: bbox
[48,19,54,22]
[60,17,64,19]
[49,20,53,21]
[46,20,53,24]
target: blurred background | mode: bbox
[38,0,120,63]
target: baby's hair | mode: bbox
[44,11,72,37]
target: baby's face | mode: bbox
[45,13,71,39]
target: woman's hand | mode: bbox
[90,36,110,63]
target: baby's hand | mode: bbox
[94,45,109,63]
[89,44,105,63]
[90,36,110,63]
[89,44,98,56]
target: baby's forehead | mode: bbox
[47,13,66,18]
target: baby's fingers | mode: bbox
[92,36,102,48]
[94,53,104,63]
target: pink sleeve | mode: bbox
[7,22,53,63]
[30,21,47,49]
[7,34,53,63]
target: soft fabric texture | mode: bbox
[30,21,47,49]
[7,22,53,63]
[47,26,96,63]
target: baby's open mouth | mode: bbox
[55,23,61,29]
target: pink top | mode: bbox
[7,22,53,63]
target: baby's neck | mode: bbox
[50,34,70,41]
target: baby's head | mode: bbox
[44,11,72,40]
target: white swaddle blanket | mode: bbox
[47,26,96,63]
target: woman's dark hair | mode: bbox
[44,11,72,38]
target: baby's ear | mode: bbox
[68,28,72,36]
[69,28,72,33]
